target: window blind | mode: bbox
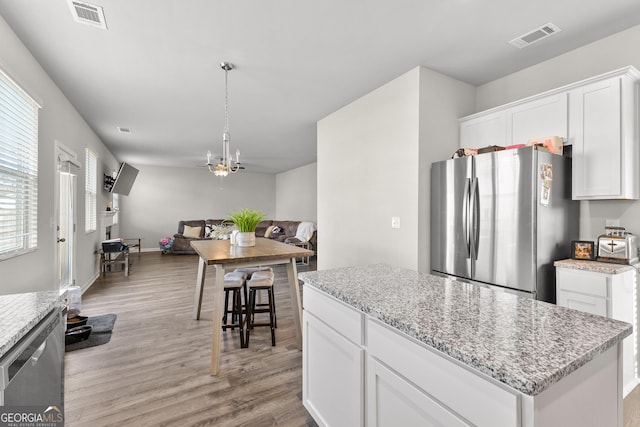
[0,69,39,260]
[85,148,97,232]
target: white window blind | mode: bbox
[0,69,39,260]
[85,148,97,232]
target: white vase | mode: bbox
[236,231,256,247]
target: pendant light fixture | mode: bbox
[207,62,241,177]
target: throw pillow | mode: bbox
[183,225,202,239]
[205,224,215,238]
[264,225,276,238]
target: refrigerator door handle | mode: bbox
[471,177,480,260]
[463,178,471,258]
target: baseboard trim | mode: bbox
[80,271,100,294]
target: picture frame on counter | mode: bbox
[571,240,595,260]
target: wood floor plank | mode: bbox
[64,252,317,427]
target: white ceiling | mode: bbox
[1,0,639,173]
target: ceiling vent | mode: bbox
[117,127,132,134]
[509,23,561,48]
[67,0,107,30]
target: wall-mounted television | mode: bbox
[107,162,139,195]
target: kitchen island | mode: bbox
[299,264,632,427]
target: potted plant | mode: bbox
[227,209,266,247]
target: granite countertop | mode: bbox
[554,258,638,274]
[298,264,632,396]
[0,291,66,359]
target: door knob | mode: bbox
[57,238,66,243]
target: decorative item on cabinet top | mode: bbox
[571,240,595,261]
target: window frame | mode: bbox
[84,148,97,233]
[0,67,40,260]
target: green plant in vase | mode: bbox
[227,209,266,246]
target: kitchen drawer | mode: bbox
[557,269,609,297]
[367,318,520,426]
[303,285,363,344]
[557,290,608,317]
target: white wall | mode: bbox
[475,24,640,242]
[418,68,476,271]
[318,68,420,270]
[0,16,119,295]
[318,67,474,272]
[119,165,276,249]
[275,162,317,222]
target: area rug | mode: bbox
[65,314,117,352]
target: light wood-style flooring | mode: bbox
[64,251,318,427]
[66,252,640,426]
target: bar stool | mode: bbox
[234,267,277,327]
[222,271,248,347]
[245,269,276,347]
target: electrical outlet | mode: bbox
[391,217,400,229]
[605,219,620,227]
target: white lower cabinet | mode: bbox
[367,357,468,427]
[366,318,519,427]
[303,286,364,427]
[303,311,364,427]
[556,266,638,396]
[557,290,608,316]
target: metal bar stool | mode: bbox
[245,269,276,347]
[222,271,248,347]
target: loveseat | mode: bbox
[166,219,316,255]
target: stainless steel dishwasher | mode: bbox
[0,307,64,407]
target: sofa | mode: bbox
[166,219,316,255]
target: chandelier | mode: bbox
[207,62,241,177]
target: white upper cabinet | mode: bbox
[460,66,640,200]
[460,110,507,149]
[570,70,639,200]
[460,93,567,150]
[509,93,568,146]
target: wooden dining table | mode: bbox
[190,238,314,375]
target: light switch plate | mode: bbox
[391,217,400,229]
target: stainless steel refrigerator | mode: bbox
[430,146,579,303]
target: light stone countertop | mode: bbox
[0,291,66,359]
[554,258,638,274]
[298,264,632,396]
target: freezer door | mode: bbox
[472,148,535,292]
[430,156,472,279]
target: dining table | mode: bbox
[190,237,314,375]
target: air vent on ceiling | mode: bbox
[509,23,561,48]
[67,0,107,30]
[117,127,132,134]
